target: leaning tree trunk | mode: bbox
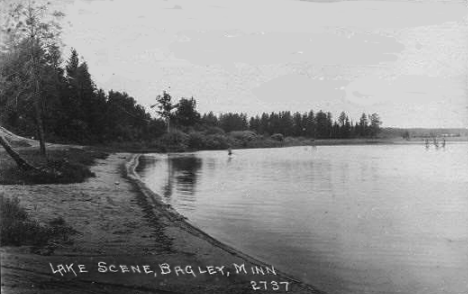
[34,90,46,156]
[0,134,37,171]
[33,61,46,157]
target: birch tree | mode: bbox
[1,0,64,157]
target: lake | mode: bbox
[137,144,468,294]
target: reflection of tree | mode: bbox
[162,155,202,200]
[162,167,173,200]
[172,156,202,195]
[162,156,175,200]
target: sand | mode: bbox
[1,151,324,294]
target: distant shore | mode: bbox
[95,136,468,154]
[304,136,467,146]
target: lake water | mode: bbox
[137,144,468,294]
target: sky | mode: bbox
[6,0,468,127]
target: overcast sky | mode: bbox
[46,0,468,127]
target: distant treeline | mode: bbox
[381,128,468,139]
[0,46,382,146]
[201,111,382,139]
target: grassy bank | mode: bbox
[0,147,108,185]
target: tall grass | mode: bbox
[0,194,77,250]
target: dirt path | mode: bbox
[1,152,324,294]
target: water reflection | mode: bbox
[162,170,173,199]
[163,155,202,199]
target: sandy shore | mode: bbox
[1,152,323,294]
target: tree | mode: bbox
[358,113,369,137]
[292,112,304,137]
[151,91,177,132]
[219,113,248,132]
[201,111,219,127]
[105,90,151,141]
[41,43,67,139]
[259,113,270,135]
[248,115,260,133]
[368,113,382,138]
[304,111,316,138]
[174,97,200,127]
[315,111,331,139]
[65,49,79,78]
[278,111,293,136]
[1,1,64,156]
[343,116,351,138]
[338,111,347,127]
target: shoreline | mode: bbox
[1,150,324,294]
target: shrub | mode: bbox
[186,132,232,150]
[204,126,225,135]
[270,133,284,141]
[229,130,257,141]
[203,134,230,150]
[188,132,205,149]
[158,130,188,145]
[157,130,189,151]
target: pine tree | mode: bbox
[359,113,369,137]
[368,113,382,138]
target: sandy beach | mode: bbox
[1,150,323,294]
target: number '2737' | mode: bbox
[250,281,290,291]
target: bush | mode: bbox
[229,130,257,141]
[185,131,232,150]
[188,132,205,149]
[157,130,189,152]
[204,126,225,135]
[158,130,189,145]
[203,134,230,150]
[270,133,284,141]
